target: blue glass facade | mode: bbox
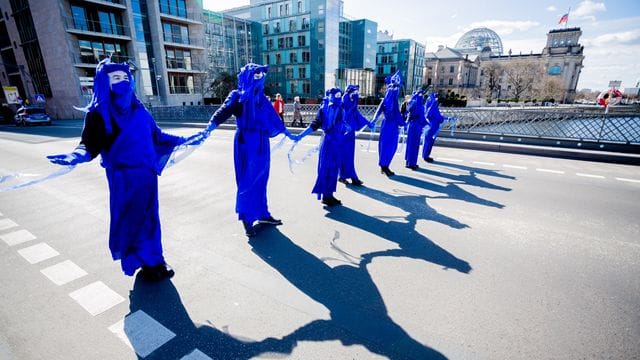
[376,39,425,96]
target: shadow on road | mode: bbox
[250,227,449,359]
[416,160,515,191]
[126,277,294,359]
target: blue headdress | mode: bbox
[236,63,269,121]
[343,84,359,112]
[77,57,142,135]
[383,71,402,109]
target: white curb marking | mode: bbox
[503,164,527,170]
[576,173,605,179]
[17,242,60,264]
[536,168,565,174]
[109,310,176,357]
[41,260,88,286]
[615,177,640,183]
[1,229,36,246]
[69,281,124,316]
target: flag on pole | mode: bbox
[558,13,569,24]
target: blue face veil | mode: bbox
[78,58,142,135]
[236,63,268,121]
[324,87,343,130]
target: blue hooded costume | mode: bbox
[48,58,187,277]
[372,71,405,175]
[306,88,348,203]
[204,64,290,232]
[338,84,370,184]
[422,93,445,161]
[404,89,427,168]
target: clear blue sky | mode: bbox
[204,0,640,91]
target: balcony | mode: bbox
[159,4,203,25]
[83,0,127,10]
[72,53,137,69]
[64,16,131,41]
[165,61,207,74]
[163,36,205,50]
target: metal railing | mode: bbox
[64,16,128,37]
[148,105,640,152]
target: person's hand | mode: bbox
[47,150,90,166]
[368,120,376,129]
[183,130,210,146]
[284,130,297,141]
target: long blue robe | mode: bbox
[375,89,404,167]
[78,107,183,276]
[310,103,347,199]
[207,90,285,223]
[404,95,427,167]
[338,99,369,180]
[422,99,445,160]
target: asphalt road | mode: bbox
[1,122,639,359]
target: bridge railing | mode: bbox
[149,105,640,153]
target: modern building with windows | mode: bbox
[0,0,206,118]
[335,18,377,97]
[375,38,426,96]
[202,9,259,84]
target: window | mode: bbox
[286,67,293,79]
[160,0,186,17]
[266,38,274,49]
[302,51,310,62]
[71,6,88,31]
[297,35,306,46]
[302,81,310,94]
[318,21,324,33]
[264,54,270,63]
[169,74,194,94]
[299,67,306,78]
[166,48,192,70]
[290,81,296,94]
[286,37,293,48]
[267,6,271,18]
[275,21,280,33]
[297,1,303,13]
[377,66,383,74]
[163,22,189,44]
[449,65,454,73]
[263,23,269,34]
[275,53,281,64]
[277,37,284,48]
[301,18,309,29]
[448,78,453,85]
[279,4,283,16]
[285,3,289,15]
[289,19,295,31]
[290,52,297,63]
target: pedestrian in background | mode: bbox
[273,93,285,122]
[291,96,303,127]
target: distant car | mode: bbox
[14,106,51,126]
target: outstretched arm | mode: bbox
[47,111,104,166]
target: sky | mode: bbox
[204,0,640,91]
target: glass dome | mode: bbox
[455,27,503,56]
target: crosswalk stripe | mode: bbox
[0,218,19,231]
[69,281,125,316]
[41,260,88,286]
[1,229,37,246]
[17,242,60,264]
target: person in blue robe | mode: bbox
[338,84,371,186]
[202,63,295,237]
[370,71,405,177]
[47,59,206,281]
[422,93,445,163]
[404,89,427,170]
[293,88,348,206]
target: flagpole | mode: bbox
[565,7,571,28]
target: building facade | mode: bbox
[375,38,426,97]
[202,10,259,89]
[424,27,584,103]
[0,0,206,118]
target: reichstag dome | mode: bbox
[455,27,503,56]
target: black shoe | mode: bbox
[243,220,256,237]
[321,196,342,207]
[351,178,364,186]
[139,263,175,282]
[338,178,348,184]
[406,164,419,170]
[380,167,395,177]
[257,216,283,225]
[423,157,434,163]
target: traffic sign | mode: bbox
[34,94,45,103]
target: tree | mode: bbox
[481,62,502,101]
[504,60,539,102]
[210,71,237,99]
[536,77,564,103]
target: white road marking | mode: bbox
[436,157,463,163]
[181,349,213,360]
[536,168,565,174]
[69,281,125,316]
[615,177,640,183]
[0,218,18,231]
[1,229,37,246]
[473,161,495,166]
[41,260,88,286]
[576,173,605,179]
[17,242,60,264]
[108,310,176,358]
[503,164,527,170]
